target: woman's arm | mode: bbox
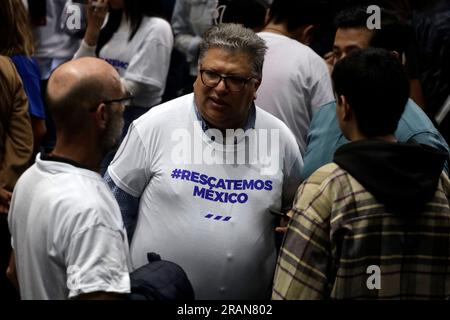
[73,0,109,58]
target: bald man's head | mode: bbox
[47,57,123,133]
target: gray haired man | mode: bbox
[105,23,303,299]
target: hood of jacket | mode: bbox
[333,140,448,215]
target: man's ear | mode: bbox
[253,79,261,100]
[390,50,400,61]
[340,95,352,121]
[93,103,108,130]
[298,25,314,45]
[337,94,351,120]
[264,8,271,26]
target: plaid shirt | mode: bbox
[273,163,450,300]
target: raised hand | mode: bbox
[85,0,110,46]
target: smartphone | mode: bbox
[269,208,289,217]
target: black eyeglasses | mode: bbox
[200,69,254,92]
[103,93,134,106]
[89,93,134,112]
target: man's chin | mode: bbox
[202,112,229,128]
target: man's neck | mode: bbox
[263,21,312,45]
[51,137,103,172]
[263,21,290,38]
[193,101,256,134]
[350,132,397,143]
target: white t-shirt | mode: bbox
[31,0,81,78]
[8,155,130,300]
[99,16,173,108]
[256,32,334,155]
[108,93,303,299]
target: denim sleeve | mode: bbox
[104,171,139,242]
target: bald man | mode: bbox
[7,58,131,300]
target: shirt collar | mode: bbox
[40,152,91,171]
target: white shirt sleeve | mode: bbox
[309,55,334,110]
[107,123,151,198]
[65,209,130,298]
[73,39,97,60]
[121,78,160,100]
[124,21,173,90]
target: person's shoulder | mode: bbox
[312,99,337,120]
[439,171,450,196]
[21,164,115,218]
[398,99,443,137]
[0,55,12,66]
[299,163,348,202]
[142,16,173,36]
[291,163,341,218]
[11,55,41,80]
[260,33,311,55]
[137,16,173,47]
[0,56,20,83]
[307,101,337,133]
[134,93,194,129]
[52,172,119,220]
[307,163,343,186]
[403,98,428,116]
[254,105,296,136]
[255,105,289,129]
[12,162,39,192]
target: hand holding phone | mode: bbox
[83,0,109,46]
[269,208,288,217]
[270,208,291,234]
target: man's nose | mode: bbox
[214,78,229,93]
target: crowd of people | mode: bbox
[1,0,449,300]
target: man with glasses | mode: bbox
[7,57,131,299]
[105,23,303,299]
[301,6,449,180]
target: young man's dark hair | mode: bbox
[273,47,450,301]
[268,0,328,32]
[219,0,269,31]
[332,47,410,137]
[334,5,409,57]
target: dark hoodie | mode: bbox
[333,139,448,215]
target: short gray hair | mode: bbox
[198,23,267,79]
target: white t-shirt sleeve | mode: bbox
[108,123,150,198]
[65,210,130,298]
[309,55,334,110]
[124,20,173,90]
[73,39,97,60]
